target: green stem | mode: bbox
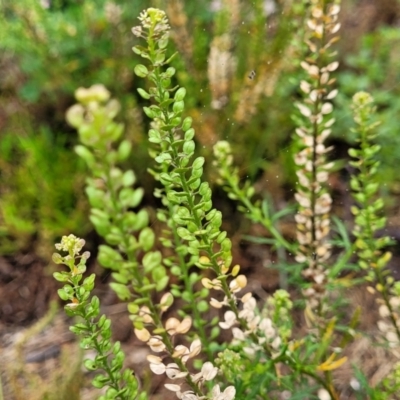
[222,165,295,253]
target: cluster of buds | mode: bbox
[131,8,170,40]
[66,84,122,149]
[294,1,341,309]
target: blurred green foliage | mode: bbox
[0,0,145,103]
[0,0,399,256]
[0,126,89,256]
[0,0,304,256]
[335,26,400,188]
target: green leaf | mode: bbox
[122,170,136,187]
[128,303,139,314]
[134,64,149,78]
[143,106,156,118]
[155,51,166,65]
[165,67,176,77]
[174,87,186,101]
[171,266,182,276]
[120,187,144,208]
[132,45,147,56]
[142,251,162,273]
[350,178,361,191]
[210,326,220,339]
[85,187,105,209]
[84,359,97,371]
[130,209,149,231]
[135,283,157,293]
[158,37,169,49]
[155,152,172,164]
[83,274,96,291]
[216,231,227,243]
[117,140,132,161]
[98,245,123,269]
[221,237,232,251]
[156,276,169,291]
[75,145,95,166]
[159,172,174,185]
[53,272,69,282]
[90,215,111,237]
[109,282,131,301]
[182,290,191,302]
[149,129,162,143]
[183,140,195,155]
[191,167,203,179]
[92,374,109,389]
[348,148,359,158]
[105,231,124,246]
[112,272,129,284]
[137,88,150,99]
[139,227,155,251]
[189,179,201,190]
[173,100,184,113]
[182,117,193,132]
[57,288,70,301]
[192,157,205,169]
[177,227,195,241]
[161,77,171,89]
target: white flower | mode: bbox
[232,327,246,341]
[238,296,258,325]
[181,338,202,363]
[148,335,166,352]
[164,385,200,400]
[165,363,188,379]
[149,361,188,379]
[229,275,247,293]
[210,297,228,309]
[166,316,192,335]
[259,318,275,338]
[317,388,331,400]
[192,362,218,383]
[211,384,236,400]
[134,327,151,342]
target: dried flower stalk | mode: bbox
[166,0,194,73]
[208,0,240,110]
[294,0,341,311]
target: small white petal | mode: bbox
[321,102,333,114]
[326,61,339,72]
[150,362,166,375]
[165,383,181,392]
[297,103,312,117]
[330,23,341,34]
[318,388,331,400]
